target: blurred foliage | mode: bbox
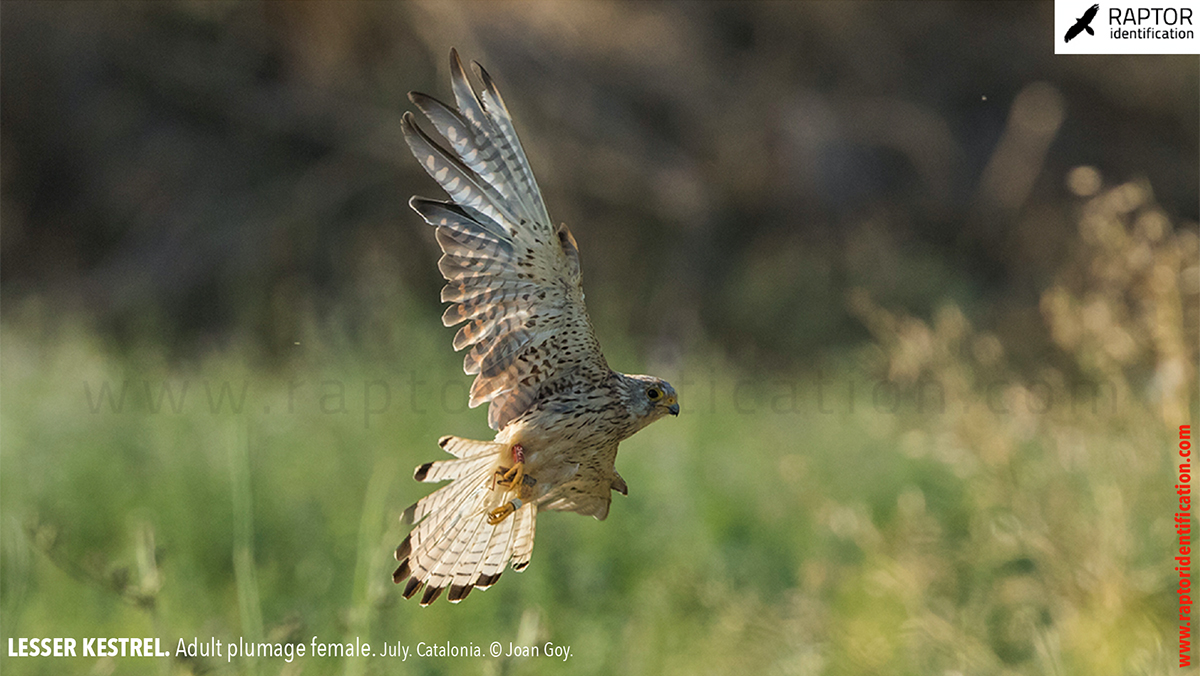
[1,1,1196,367]
[2,180,1196,674]
[2,2,1198,676]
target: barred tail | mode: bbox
[393,435,538,605]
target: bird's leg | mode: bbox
[487,498,522,525]
[489,444,533,524]
[494,444,527,489]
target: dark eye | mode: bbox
[646,388,662,401]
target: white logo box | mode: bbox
[1056,0,1200,54]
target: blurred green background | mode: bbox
[1,2,1197,675]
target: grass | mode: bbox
[1,180,1195,675]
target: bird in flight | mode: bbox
[393,49,679,605]
[1064,3,1099,42]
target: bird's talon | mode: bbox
[495,460,526,489]
[487,498,521,525]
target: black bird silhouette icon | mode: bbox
[1065,4,1100,42]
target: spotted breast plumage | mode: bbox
[393,49,679,605]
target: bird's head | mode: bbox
[622,374,679,424]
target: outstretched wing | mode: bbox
[403,49,608,430]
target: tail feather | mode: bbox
[512,502,537,571]
[394,435,539,605]
[404,455,490,528]
[437,435,502,459]
[404,436,503,527]
[446,517,496,602]
[420,484,488,589]
[477,505,517,586]
[426,493,497,602]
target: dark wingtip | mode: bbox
[420,585,445,606]
[399,111,423,149]
[400,503,417,525]
[448,584,473,603]
[513,561,529,572]
[402,576,424,599]
[408,91,457,119]
[438,435,452,448]
[476,572,502,589]
[413,462,434,482]
[612,472,628,496]
[395,535,412,561]
[449,48,471,86]
[392,560,411,583]
[410,197,462,223]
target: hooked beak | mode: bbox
[668,402,680,416]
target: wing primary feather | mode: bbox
[410,91,544,224]
[449,49,495,144]
[401,112,520,230]
[410,197,512,243]
[472,61,553,230]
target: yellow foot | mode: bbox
[494,444,536,489]
[487,498,522,525]
[495,461,526,489]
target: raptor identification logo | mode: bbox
[1056,0,1200,53]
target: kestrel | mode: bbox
[393,50,679,605]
